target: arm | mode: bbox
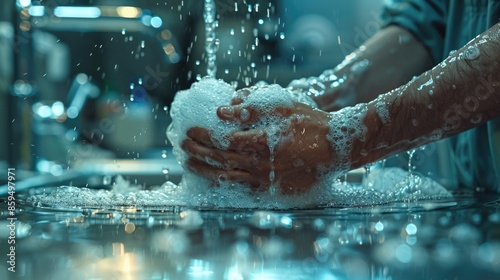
[301,25,434,111]
[296,0,448,112]
[183,23,500,194]
[351,22,500,168]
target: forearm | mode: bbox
[340,25,433,102]
[354,23,500,168]
[307,25,433,111]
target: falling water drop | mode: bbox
[103,176,112,185]
[162,167,170,180]
[204,0,218,77]
[407,149,416,174]
[161,150,168,158]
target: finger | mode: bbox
[186,127,214,148]
[182,138,225,168]
[231,89,251,105]
[186,158,260,187]
[228,129,268,154]
[217,105,258,124]
[182,138,254,170]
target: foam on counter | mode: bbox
[27,168,452,210]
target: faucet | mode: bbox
[65,73,100,121]
[31,72,102,175]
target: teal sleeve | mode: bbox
[380,0,447,64]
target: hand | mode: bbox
[287,73,358,112]
[181,95,337,195]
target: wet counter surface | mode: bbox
[1,191,500,280]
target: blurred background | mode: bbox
[0,0,384,186]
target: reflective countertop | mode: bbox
[1,189,500,280]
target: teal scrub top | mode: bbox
[380,0,500,191]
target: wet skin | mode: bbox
[182,23,500,195]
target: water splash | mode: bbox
[27,167,452,210]
[204,0,219,78]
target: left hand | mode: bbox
[181,95,337,195]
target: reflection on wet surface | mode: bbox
[0,191,499,279]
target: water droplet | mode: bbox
[463,46,480,60]
[140,40,145,48]
[161,150,168,158]
[162,167,170,175]
[103,176,112,185]
[130,83,135,90]
[121,28,126,35]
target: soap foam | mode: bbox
[167,77,302,191]
[27,167,452,210]
[375,99,391,125]
[326,103,368,177]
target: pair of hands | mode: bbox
[181,88,339,195]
